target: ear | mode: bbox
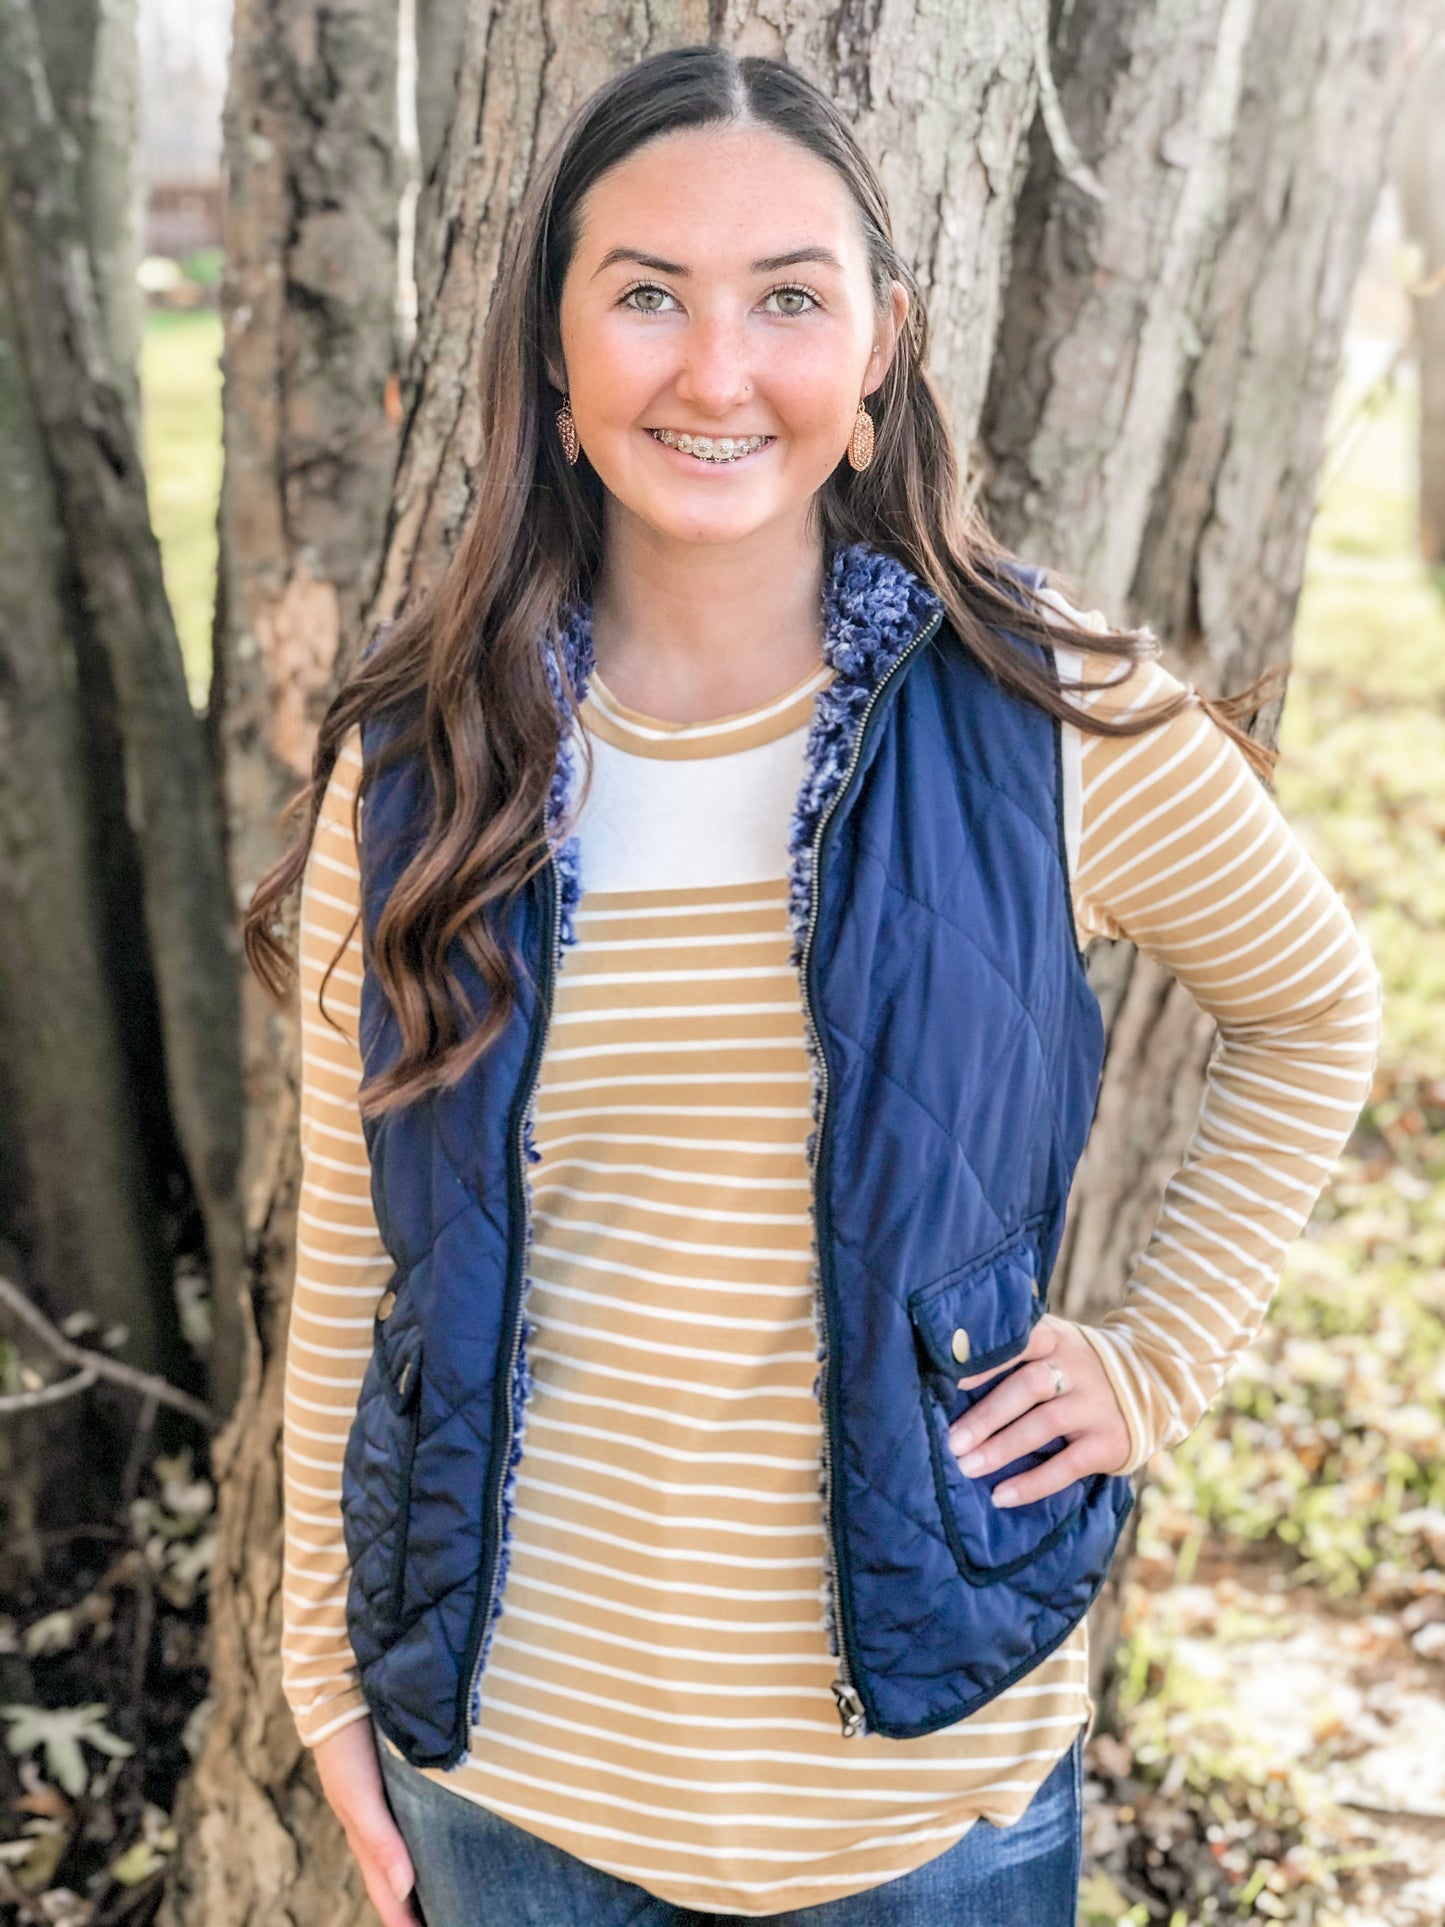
[863,280,910,398]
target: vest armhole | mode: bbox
[1036,630,1092,980]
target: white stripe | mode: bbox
[521,1539,820,1597]
[530,1274,813,1334]
[512,1572,820,1635]
[531,1241,812,1300]
[527,1345,817,1402]
[521,1444,818,1506]
[574,895,789,923]
[532,1212,812,1264]
[518,1476,824,1537]
[536,1181,811,1224]
[511,1507,821,1568]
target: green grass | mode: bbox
[1100,370,1445,1922]
[139,307,222,709]
[1140,367,1445,1600]
[1179,368,1445,1587]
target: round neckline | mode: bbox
[586,657,832,733]
[579,657,836,762]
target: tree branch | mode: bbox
[0,1275,218,1430]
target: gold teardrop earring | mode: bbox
[556,393,580,466]
[847,397,875,472]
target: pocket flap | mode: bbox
[907,1219,1046,1379]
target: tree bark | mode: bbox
[161,2,401,1920]
[1394,35,1445,564]
[0,0,249,1427]
[171,2,1416,1911]
[981,0,1417,1709]
[33,0,145,437]
[411,0,469,310]
[0,260,171,1553]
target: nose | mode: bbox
[671,312,753,415]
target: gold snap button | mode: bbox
[376,1288,397,1322]
[950,1327,971,1364]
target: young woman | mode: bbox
[248,45,1381,1927]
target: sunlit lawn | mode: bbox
[1093,373,1445,1925]
[139,307,222,710]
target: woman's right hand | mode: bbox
[313,1718,421,1926]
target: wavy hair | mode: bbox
[243,43,1281,1117]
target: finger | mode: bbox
[355,1853,423,1927]
[949,1396,1077,1478]
[948,1356,1066,1453]
[991,1436,1111,1508]
[347,1804,418,1921]
[954,1315,1060,1389]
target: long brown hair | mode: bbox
[243,43,1281,1118]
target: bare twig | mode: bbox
[0,1275,218,1431]
[0,1365,100,1412]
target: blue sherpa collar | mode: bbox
[544,538,943,956]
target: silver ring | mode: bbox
[1044,1359,1066,1399]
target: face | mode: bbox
[554,120,907,549]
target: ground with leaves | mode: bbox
[1079,365,1445,1926]
[0,1450,213,1924]
[1,317,1440,1926]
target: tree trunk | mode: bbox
[0,260,172,1552]
[0,0,249,1436]
[0,0,245,1575]
[33,0,145,437]
[411,0,469,312]
[981,0,1417,1709]
[1394,35,1445,564]
[160,1,401,1920]
[170,3,1415,1912]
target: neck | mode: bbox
[588,511,828,725]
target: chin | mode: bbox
[618,493,775,546]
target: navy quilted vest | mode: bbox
[341,541,1132,1769]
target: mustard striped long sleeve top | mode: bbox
[279,590,1380,1913]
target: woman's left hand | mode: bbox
[948,1315,1132,1506]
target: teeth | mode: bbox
[651,428,771,462]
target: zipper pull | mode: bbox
[831,1679,867,1738]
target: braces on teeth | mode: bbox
[651,428,771,463]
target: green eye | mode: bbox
[768,285,820,315]
[620,283,674,313]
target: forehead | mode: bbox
[571,121,864,269]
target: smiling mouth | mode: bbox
[649,428,774,464]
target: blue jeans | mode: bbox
[375,1723,1084,1926]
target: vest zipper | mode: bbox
[461,844,561,1754]
[798,601,944,1740]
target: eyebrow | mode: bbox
[591,245,845,280]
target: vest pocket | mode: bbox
[375,1308,423,1629]
[908,1217,1090,1584]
